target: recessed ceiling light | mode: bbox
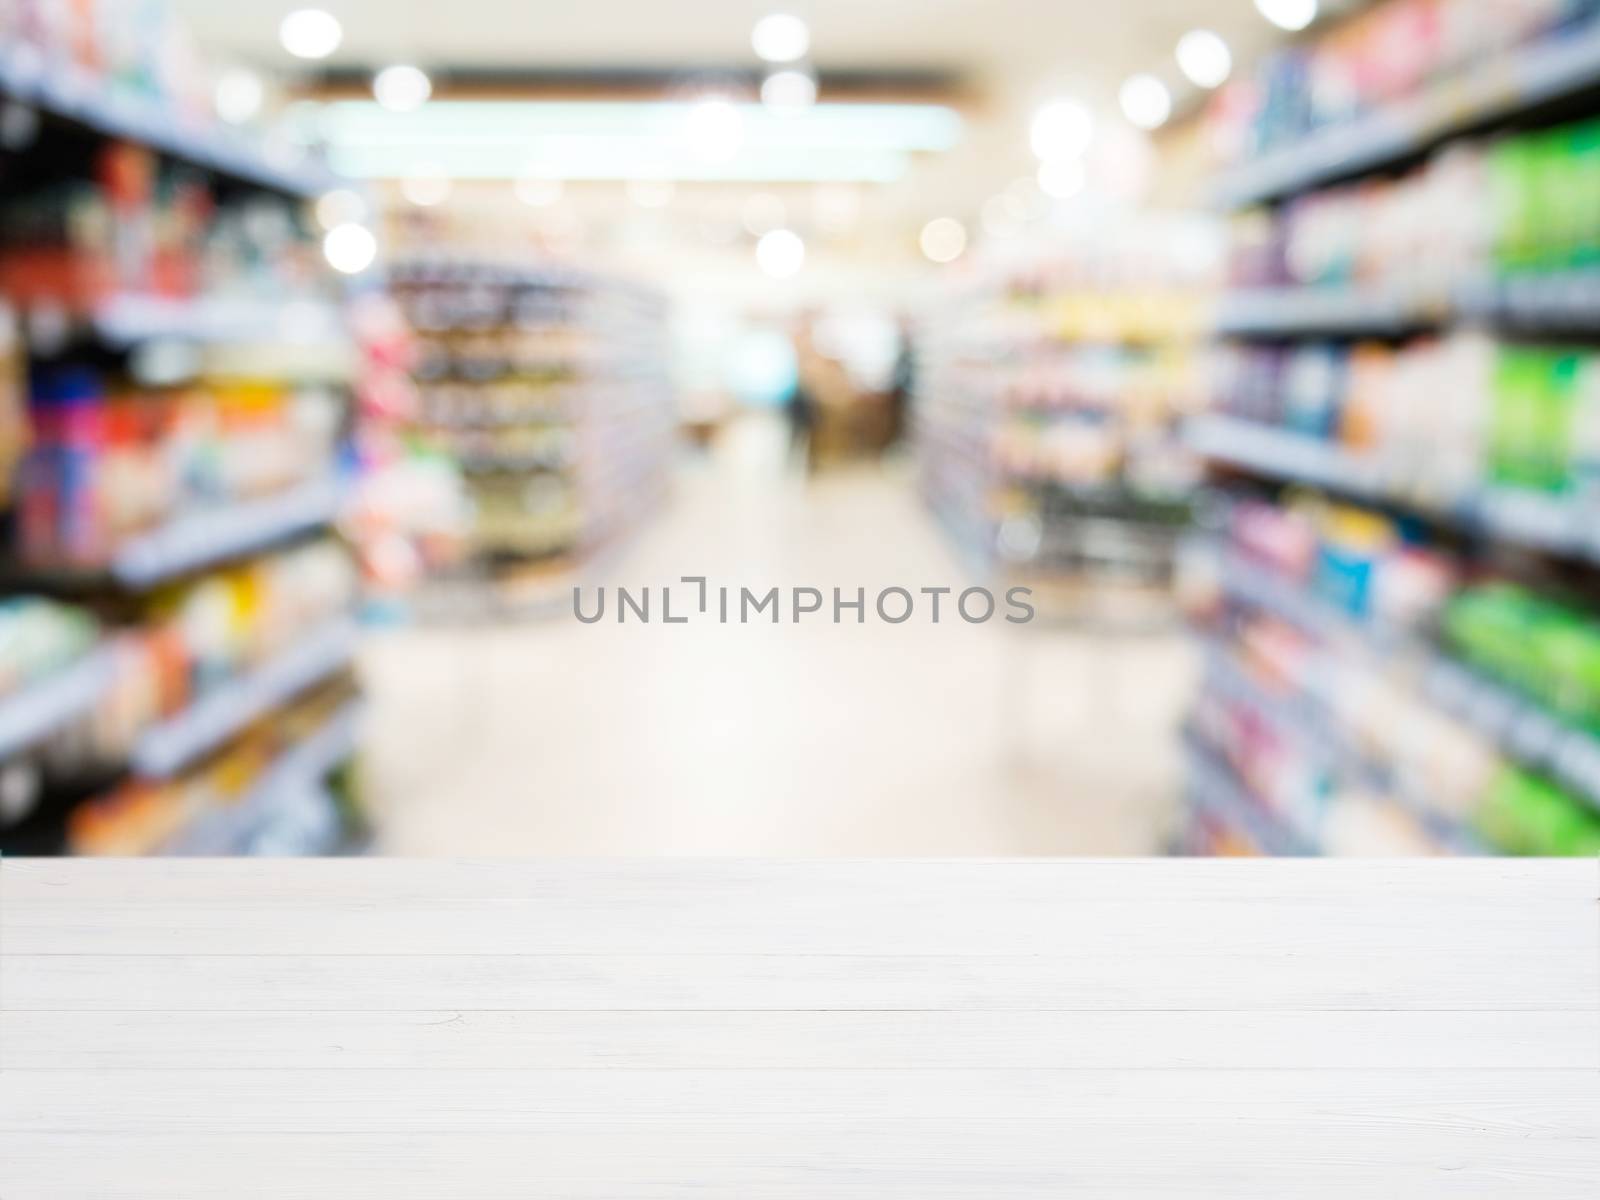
[401,164,451,207]
[279,9,343,60]
[751,14,810,64]
[1029,98,1093,161]
[323,223,376,273]
[213,67,264,124]
[374,65,432,113]
[684,97,745,163]
[1118,74,1172,130]
[755,228,805,278]
[1176,30,1232,89]
[1255,0,1318,32]
[919,217,967,263]
[761,68,818,112]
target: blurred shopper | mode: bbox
[794,315,856,472]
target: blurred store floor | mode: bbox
[359,415,1195,855]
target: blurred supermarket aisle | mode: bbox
[360,415,1194,855]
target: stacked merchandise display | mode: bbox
[0,2,363,855]
[914,220,1216,616]
[388,259,675,602]
[1183,0,1600,856]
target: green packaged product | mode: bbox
[1474,767,1600,856]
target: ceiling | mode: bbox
[179,1,1303,103]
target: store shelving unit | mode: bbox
[0,4,363,856]
[1213,20,1600,208]
[1186,3,1600,857]
[914,223,1215,621]
[388,258,674,608]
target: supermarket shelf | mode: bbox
[0,649,114,762]
[1218,550,1600,812]
[105,477,341,589]
[1200,639,1488,853]
[1187,416,1600,562]
[163,699,363,855]
[1215,273,1600,337]
[130,616,358,779]
[1214,286,1441,337]
[0,45,331,197]
[92,294,347,349]
[1183,735,1318,856]
[1187,415,1384,494]
[1215,22,1600,208]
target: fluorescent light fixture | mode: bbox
[280,9,342,60]
[214,67,264,124]
[1255,0,1317,31]
[762,68,818,112]
[374,65,432,113]
[684,97,745,163]
[1037,157,1084,199]
[1119,74,1171,130]
[752,14,810,63]
[304,100,963,182]
[919,217,966,263]
[756,228,805,278]
[323,223,376,273]
[1030,98,1093,161]
[1176,30,1232,88]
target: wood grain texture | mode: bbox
[1,858,1597,1198]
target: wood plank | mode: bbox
[4,1126,1598,1199]
[5,1068,1596,1131]
[5,1009,1593,1071]
[4,856,1591,904]
[6,949,1594,1011]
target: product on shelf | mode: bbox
[0,595,99,703]
[388,260,674,578]
[1182,490,1600,856]
[13,363,343,570]
[1211,0,1600,164]
[69,679,359,856]
[1209,331,1600,507]
[915,218,1217,596]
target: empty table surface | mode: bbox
[2,858,1597,1198]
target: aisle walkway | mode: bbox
[360,418,1195,854]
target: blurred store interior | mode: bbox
[3,0,1600,857]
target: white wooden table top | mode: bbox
[2,858,1597,1198]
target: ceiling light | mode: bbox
[323,223,376,274]
[515,174,563,206]
[374,65,432,113]
[213,67,264,124]
[1037,157,1085,199]
[314,188,368,230]
[1255,0,1317,31]
[755,228,805,278]
[762,68,818,112]
[1029,98,1093,161]
[401,164,451,207]
[919,217,966,263]
[684,97,745,163]
[1118,74,1172,130]
[741,192,787,236]
[627,178,675,208]
[1176,30,1232,89]
[751,14,810,63]
[279,9,342,60]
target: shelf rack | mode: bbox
[1214,22,1600,209]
